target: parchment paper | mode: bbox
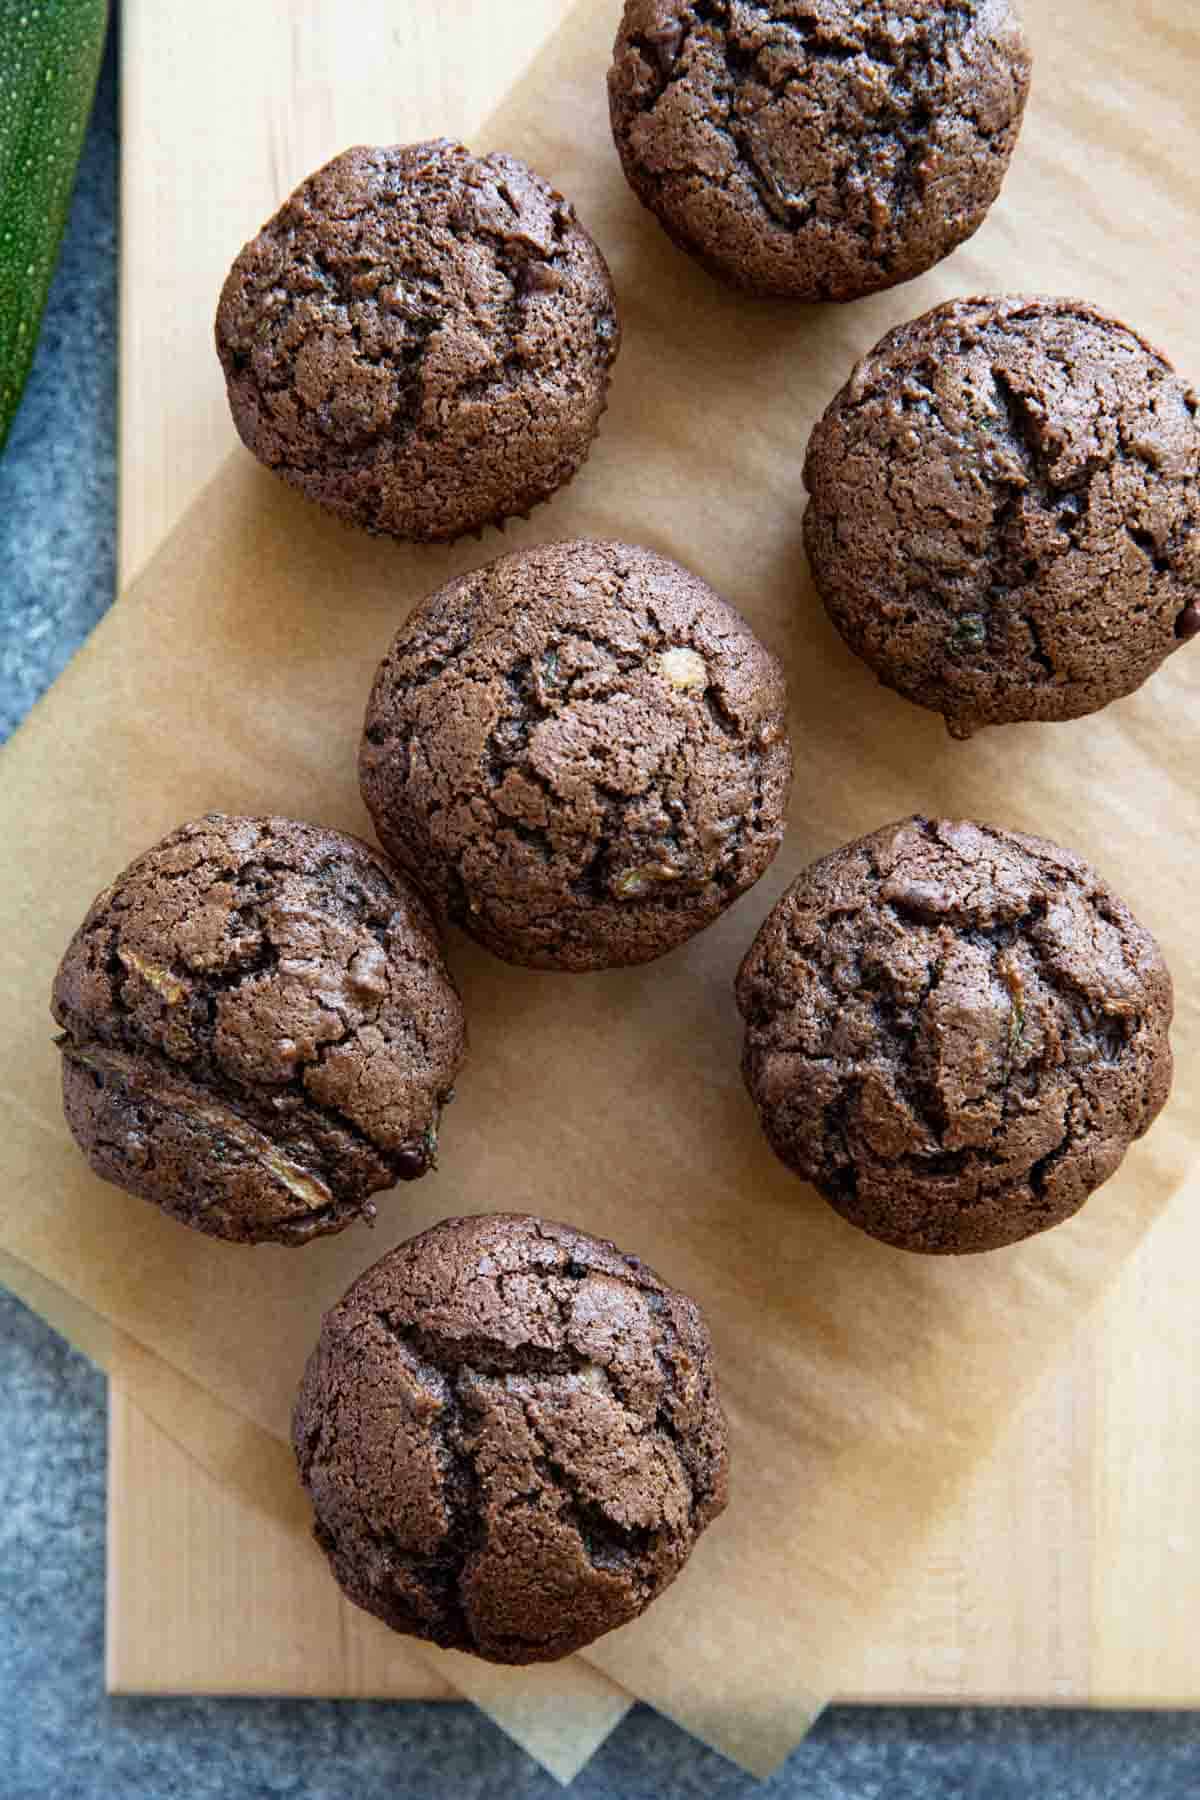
[2,0,1198,1778]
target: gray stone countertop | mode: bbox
[2,26,1199,1799]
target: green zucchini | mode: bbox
[0,0,108,453]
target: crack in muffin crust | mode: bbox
[292,1214,729,1663]
[51,814,467,1245]
[736,816,1173,1254]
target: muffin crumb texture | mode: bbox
[804,296,1200,734]
[608,0,1032,300]
[216,140,620,541]
[292,1213,729,1663]
[737,816,1173,1253]
[51,814,466,1245]
[360,538,792,969]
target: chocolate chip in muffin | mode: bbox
[51,814,466,1245]
[608,0,1032,301]
[804,295,1200,735]
[292,1213,729,1664]
[736,816,1173,1254]
[359,537,793,971]
[215,140,621,542]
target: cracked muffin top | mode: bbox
[215,140,621,542]
[51,815,466,1246]
[608,0,1031,301]
[359,538,793,971]
[736,816,1173,1254]
[804,296,1200,736]
[292,1212,729,1664]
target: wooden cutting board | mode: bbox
[108,0,1200,1708]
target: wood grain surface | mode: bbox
[109,0,1200,1708]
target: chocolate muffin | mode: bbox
[215,140,620,542]
[292,1213,729,1664]
[736,816,1173,1254]
[52,815,466,1245]
[607,0,1031,302]
[360,538,792,971]
[805,296,1200,736]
